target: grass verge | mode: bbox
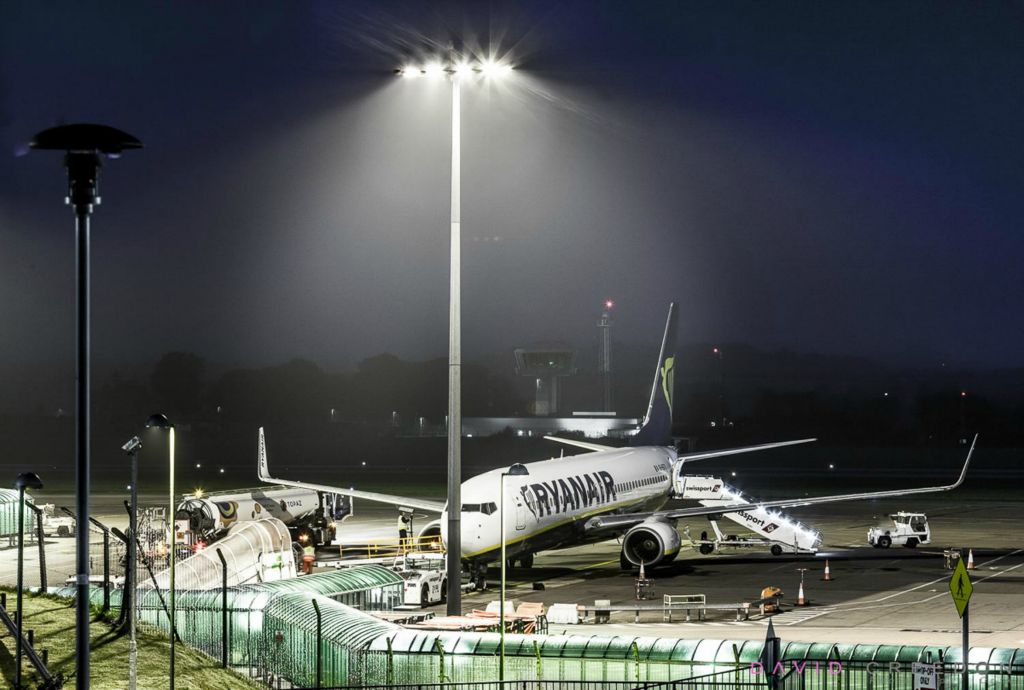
[0,590,263,689]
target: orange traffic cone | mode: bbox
[967,549,975,570]
[796,581,807,606]
[822,560,833,581]
[639,561,647,580]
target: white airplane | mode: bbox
[258,303,975,586]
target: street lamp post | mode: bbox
[121,436,142,690]
[397,53,513,615]
[500,463,529,681]
[29,123,142,690]
[146,414,175,690]
[14,472,43,690]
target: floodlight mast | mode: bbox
[29,123,141,690]
[396,52,512,615]
[447,55,464,618]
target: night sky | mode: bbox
[2,1,1022,389]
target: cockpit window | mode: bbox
[462,502,497,515]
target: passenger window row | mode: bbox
[614,474,666,493]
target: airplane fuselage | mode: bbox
[441,445,678,563]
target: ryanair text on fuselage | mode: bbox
[520,471,618,519]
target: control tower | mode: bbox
[514,345,576,416]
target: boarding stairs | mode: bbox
[674,474,820,553]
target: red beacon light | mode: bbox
[604,299,614,310]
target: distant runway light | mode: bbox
[829,463,835,470]
[195,463,201,469]
[361,461,367,466]
[401,65,421,78]
[731,471,737,477]
[219,468,225,474]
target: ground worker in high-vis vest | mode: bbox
[302,542,315,574]
[398,511,410,544]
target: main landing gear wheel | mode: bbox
[520,553,534,568]
[770,544,783,556]
[471,564,488,591]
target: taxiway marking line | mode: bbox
[831,549,1024,614]
[858,548,1024,605]
[576,559,619,571]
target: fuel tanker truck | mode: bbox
[174,485,351,548]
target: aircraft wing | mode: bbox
[678,438,817,462]
[585,435,977,532]
[545,436,816,457]
[543,436,615,452]
[257,428,445,514]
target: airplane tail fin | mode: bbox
[258,427,272,482]
[631,302,678,447]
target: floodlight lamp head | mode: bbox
[423,62,445,79]
[15,472,43,491]
[146,413,173,429]
[480,60,513,79]
[122,436,142,454]
[30,124,142,155]
[29,123,141,213]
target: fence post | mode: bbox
[386,635,395,686]
[25,503,47,591]
[764,619,781,690]
[632,640,641,686]
[312,598,323,688]
[83,514,111,613]
[534,639,542,689]
[434,638,446,684]
[216,548,229,668]
[733,643,742,687]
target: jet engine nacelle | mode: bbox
[622,517,681,567]
[418,519,443,543]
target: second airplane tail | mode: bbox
[631,302,678,447]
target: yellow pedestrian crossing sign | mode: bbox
[949,557,973,618]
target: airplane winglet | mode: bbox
[258,426,272,482]
[950,433,978,491]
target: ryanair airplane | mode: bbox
[258,303,975,584]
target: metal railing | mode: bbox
[335,536,445,561]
